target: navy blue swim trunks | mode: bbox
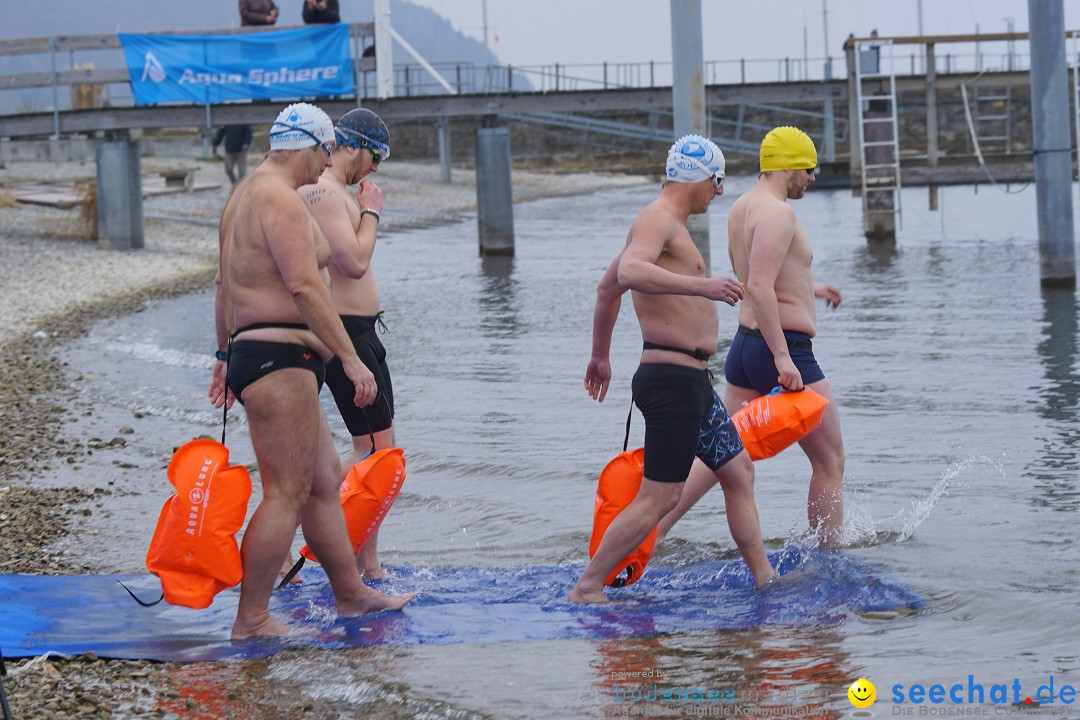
[631,364,744,483]
[226,340,325,405]
[325,315,395,436]
[724,325,825,395]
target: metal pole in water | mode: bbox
[669,0,710,268]
[95,132,144,251]
[1028,0,1076,287]
[438,116,452,184]
[475,126,514,256]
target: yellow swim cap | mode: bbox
[759,126,817,172]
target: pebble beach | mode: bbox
[0,155,649,718]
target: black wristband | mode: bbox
[360,208,381,223]
[215,350,228,361]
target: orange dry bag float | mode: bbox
[589,447,658,587]
[731,386,829,461]
[293,447,405,565]
[588,387,828,588]
[145,438,252,609]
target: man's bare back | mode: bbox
[727,185,818,337]
[222,170,337,359]
[628,200,721,363]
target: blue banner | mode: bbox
[118,25,354,105]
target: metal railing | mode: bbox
[1,21,1035,118]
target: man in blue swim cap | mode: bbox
[300,107,398,579]
[570,135,777,603]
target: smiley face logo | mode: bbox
[847,678,876,708]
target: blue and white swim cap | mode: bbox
[269,102,334,151]
[665,134,725,183]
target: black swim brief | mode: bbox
[724,325,825,395]
[226,340,325,405]
[325,315,395,437]
[631,363,744,483]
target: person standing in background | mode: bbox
[239,0,278,26]
[302,0,340,24]
[212,124,253,186]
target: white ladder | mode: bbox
[854,37,903,231]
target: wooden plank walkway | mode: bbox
[9,175,222,208]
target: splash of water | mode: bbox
[888,454,1006,542]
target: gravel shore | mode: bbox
[0,155,648,718]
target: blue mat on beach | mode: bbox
[0,549,924,662]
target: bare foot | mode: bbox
[338,587,415,617]
[567,586,611,604]
[762,567,807,590]
[753,567,779,589]
[231,613,292,641]
[278,554,303,585]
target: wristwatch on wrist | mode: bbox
[215,350,228,361]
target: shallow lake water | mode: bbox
[49,176,1080,718]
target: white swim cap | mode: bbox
[269,102,334,151]
[665,134,725,183]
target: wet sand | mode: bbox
[0,155,649,718]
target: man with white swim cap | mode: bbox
[209,102,413,639]
[570,134,776,603]
[300,107,398,579]
[722,125,846,548]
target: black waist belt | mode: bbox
[642,341,713,361]
[232,321,310,338]
[737,324,812,350]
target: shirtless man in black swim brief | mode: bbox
[207,102,412,640]
[568,135,776,604]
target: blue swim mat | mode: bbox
[0,549,925,662]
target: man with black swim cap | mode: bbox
[569,135,776,604]
[300,107,398,579]
[209,102,412,639]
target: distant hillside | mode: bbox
[1,0,530,111]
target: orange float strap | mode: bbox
[144,438,252,609]
[731,386,829,461]
[276,447,405,586]
[589,447,658,587]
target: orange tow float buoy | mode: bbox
[731,386,829,461]
[588,388,828,588]
[589,447,657,587]
[299,447,406,563]
[145,438,252,609]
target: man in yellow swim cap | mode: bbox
[725,125,845,548]
[570,135,777,604]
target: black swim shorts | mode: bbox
[631,363,744,483]
[724,325,825,395]
[226,340,326,405]
[325,315,395,436]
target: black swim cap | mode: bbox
[335,108,391,159]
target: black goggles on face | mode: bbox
[334,125,391,163]
[270,122,334,157]
[679,152,725,187]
